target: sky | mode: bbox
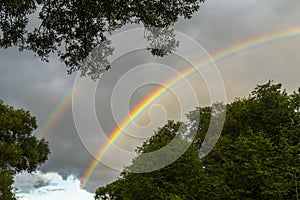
[1,0,300,199]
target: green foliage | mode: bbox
[0,171,16,200]
[0,0,205,79]
[95,81,300,200]
[0,101,50,199]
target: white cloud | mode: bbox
[14,172,56,193]
[15,172,94,200]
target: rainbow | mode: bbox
[33,26,300,187]
[80,26,300,188]
[36,87,73,138]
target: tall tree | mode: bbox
[0,100,50,200]
[95,81,300,199]
[0,0,205,79]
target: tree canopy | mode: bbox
[0,0,205,79]
[0,100,50,200]
[95,81,300,200]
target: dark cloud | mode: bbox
[14,172,54,193]
[33,179,51,189]
[176,0,300,52]
[45,188,65,192]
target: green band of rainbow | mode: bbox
[36,88,73,138]
[80,26,300,188]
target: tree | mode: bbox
[95,120,206,200]
[95,81,300,199]
[0,100,50,200]
[0,0,205,79]
[0,171,16,200]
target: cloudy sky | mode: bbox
[1,0,300,199]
